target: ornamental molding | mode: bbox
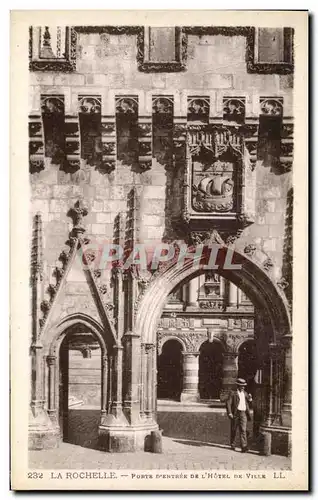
[29,26,293,75]
[174,124,257,239]
[37,202,117,343]
[29,27,77,72]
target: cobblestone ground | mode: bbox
[29,436,290,471]
[29,405,291,471]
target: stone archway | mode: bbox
[135,247,292,455]
[29,313,115,450]
[46,316,110,448]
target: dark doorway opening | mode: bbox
[199,340,223,400]
[157,339,183,401]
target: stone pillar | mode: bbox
[180,352,200,402]
[101,353,108,415]
[228,282,238,307]
[281,335,292,428]
[145,344,156,419]
[29,344,59,449]
[30,343,45,419]
[47,355,57,424]
[220,276,225,299]
[221,351,238,401]
[122,331,141,425]
[110,345,124,419]
[140,344,146,418]
[188,278,198,307]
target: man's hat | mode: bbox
[236,378,247,386]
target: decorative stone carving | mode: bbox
[115,97,138,114]
[244,244,257,257]
[204,272,221,296]
[29,26,77,72]
[176,124,256,237]
[99,284,108,295]
[41,95,64,115]
[187,97,209,122]
[157,329,206,354]
[263,257,274,271]
[222,331,249,353]
[223,97,246,123]
[192,160,235,212]
[47,283,57,302]
[260,97,283,116]
[78,96,101,115]
[40,300,50,327]
[31,213,43,284]
[190,229,224,246]
[67,199,88,238]
[93,269,102,279]
[277,278,289,290]
[152,97,174,114]
[199,300,223,310]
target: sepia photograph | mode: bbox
[10,9,308,491]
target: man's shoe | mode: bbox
[241,447,248,453]
[231,445,236,451]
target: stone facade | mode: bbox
[29,25,293,456]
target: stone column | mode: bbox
[101,353,108,415]
[228,282,238,307]
[188,278,198,307]
[140,344,146,418]
[180,352,200,402]
[263,347,275,427]
[220,351,238,401]
[30,343,47,424]
[220,277,225,299]
[110,345,124,419]
[145,344,156,419]
[281,335,292,428]
[47,355,57,424]
[31,343,44,404]
[122,331,141,425]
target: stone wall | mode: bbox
[29,28,293,300]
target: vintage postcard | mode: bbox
[10,9,308,491]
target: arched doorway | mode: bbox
[157,339,183,401]
[58,326,103,448]
[42,314,113,450]
[135,247,292,454]
[238,340,258,396]
[199,340,224,400]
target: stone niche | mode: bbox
[178,124,256,236]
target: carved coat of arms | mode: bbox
[192,159,235,212]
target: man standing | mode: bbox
[226,378,253,452]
